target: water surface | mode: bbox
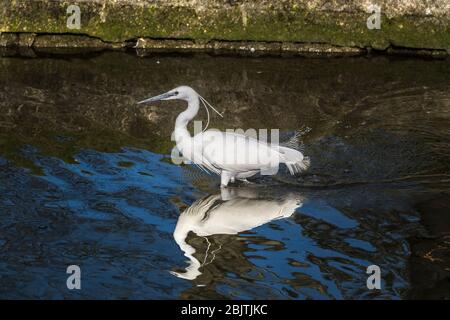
[0,51,449,299]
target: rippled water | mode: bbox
[0,51,449,299]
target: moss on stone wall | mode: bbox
[0,0,449,54]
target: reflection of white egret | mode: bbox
[138,86,310,187]
[171,187,305,280]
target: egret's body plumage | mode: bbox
[138,86,309,187]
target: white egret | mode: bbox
[138,86,309,187]
[171,187,305,280]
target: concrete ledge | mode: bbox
[0,0,449,56]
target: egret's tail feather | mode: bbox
[281,131,304,152]
[286,156,310,175]
[278,146,310,175]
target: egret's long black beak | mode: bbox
[137,91,175,105]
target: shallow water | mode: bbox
[0,51,449,299]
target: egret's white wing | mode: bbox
[196,156,221,175]
[177,133,221,175]
[194,130,281,173]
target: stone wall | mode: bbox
[0,0,449,55]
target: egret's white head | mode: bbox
[137,86,197,104]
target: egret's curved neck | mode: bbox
[173,229,202,280]
[174,95,199,142]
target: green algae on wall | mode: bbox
[0,0,449,54]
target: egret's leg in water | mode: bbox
[220,187,237,201]
[236,171,257,184]
[220,171,233,188]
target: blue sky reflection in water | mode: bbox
[0,146,421,299]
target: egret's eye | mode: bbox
[174,91,179,95]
